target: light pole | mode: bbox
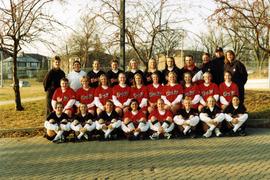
[0,50,3,88]
[120,0,125,71]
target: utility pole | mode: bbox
[0,50,3,88]
[120,0,126,71]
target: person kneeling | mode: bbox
[44,102,71,143]
[122,99,149,140]
[174,98,199,138]
[199,96,224,138]
[71,103,96,142]
[224,96,248,136]
[148,98,174,140]
[95,100,122,140]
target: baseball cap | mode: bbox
[215,47,223,52]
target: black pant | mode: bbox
[45,90,54,116]
[238,85,245,103]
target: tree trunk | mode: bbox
[13,42,24,111]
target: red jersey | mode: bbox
[162,84,183,103]
[112,85,131,104]
[198,83,219,101]
[147,84,163,104]
[219,82,239,104]
[149,109,173,122]
[52,87,76,106]
[130,86,148,103]
[124,110,146,123]
[183,84,200,100]
[94,86,112,105]
[76,87,95,105]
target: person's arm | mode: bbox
[192,70,203,82]
[139,98,148,108]
[220,96,229,105]
[64,99,76,110]
[112,95,123,107]
[94,97,104,110]
[192,95,201,105]
[172,94,183,105]
[161,95,171,106]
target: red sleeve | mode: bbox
[75,88,82,101]
[213,83,219,95]
[166,110,173,119]
[52,88,60,100]
[219,83,224,96]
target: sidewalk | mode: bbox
[0,96,44,106]
[0,128,269,179]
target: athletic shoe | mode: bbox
[164,133,172,139]
[214,128,222,137]
[203,129,212,138]
[238,128,246,136]
[83,134,89,140]
[149,133,159,140]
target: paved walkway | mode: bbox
[0,96,44,105]
[0,128,270,179]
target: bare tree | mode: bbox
[0,0,62,110]
[67,14,98,68]
[89,0,188,67]
[210,0,270,55]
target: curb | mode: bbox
[0,119,269,138]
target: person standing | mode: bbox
[162,56,183,85]
[43,56,65,116]
[106,60,124,87]
[87,60,105,88]
[67,60,87,91]
[125,59,145,86]
[211,47,225,85]
[224,50,248,103]
[144,58,163,85]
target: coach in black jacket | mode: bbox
[224,50,248,103]
[211,47,225,85]
[43,56,65,115]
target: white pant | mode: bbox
[70,122,96,132]
[121,121,149,133]
[200,113,225,131]
[174,116,199,127]
[96,120,121,138]
[149,120,174,133]
[225,113,248,131]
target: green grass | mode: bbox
[0,100,45,130]
[0,90,269,130]
[0,79,45,101]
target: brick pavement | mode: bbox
[0,128,270,179]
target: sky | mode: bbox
[23,0,217,56]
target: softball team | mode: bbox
[45,51,248,143]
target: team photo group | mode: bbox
[43,47,248,143]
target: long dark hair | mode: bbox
[225,50,235,64]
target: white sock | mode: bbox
[53,130,63,141]
[183,126,191,135]
[134,131,139,137]
[77,132,84,139]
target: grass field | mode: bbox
[0,90,269,130]
[0,79,45,101]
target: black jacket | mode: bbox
[211,56,225,85]
[224,60,248,86]
[43,68,65,92]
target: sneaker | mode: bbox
[164,133,172,139]
[238,129,246,136]
[189,131,196,139]
[149,133,159,140]
[83,134,89,140]
[214,128,222,137]
[203,129,212,138]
